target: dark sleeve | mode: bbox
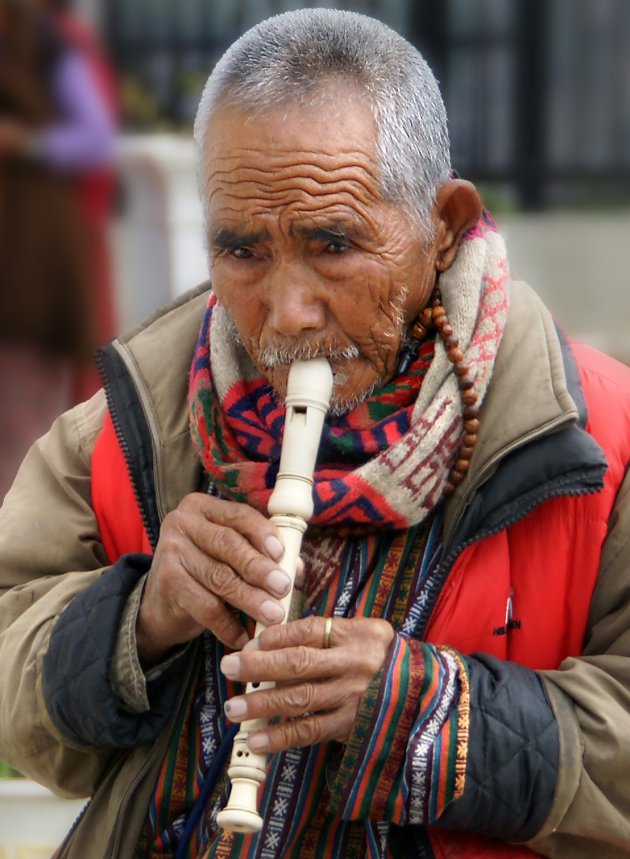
[42,553,187,749]
[435,653,559,842]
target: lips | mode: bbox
[258,341,360,369]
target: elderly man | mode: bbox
[1,9,630,859]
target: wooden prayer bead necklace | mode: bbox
[409,286,480,496]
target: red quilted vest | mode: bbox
[91,342,630,858]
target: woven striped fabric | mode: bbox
[140,509,470,858]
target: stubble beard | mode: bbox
[221,293,409,416]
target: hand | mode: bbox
[220,615,395,752]
[0,119,29,156]
[136,493,295,665]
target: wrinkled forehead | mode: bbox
[202,85,378,170]
[200,104,383,229]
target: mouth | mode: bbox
[260,350,360,395]
[257,342,360,370]
[252,340,387,415]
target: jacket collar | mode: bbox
[101,284,211,534]
[443,280,606,547]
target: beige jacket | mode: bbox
[1,282,630,857]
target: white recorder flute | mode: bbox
[216,357,334,833]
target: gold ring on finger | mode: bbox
[322,617,333,649]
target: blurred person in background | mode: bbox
[0,0,116,501]
[38,0,120,401]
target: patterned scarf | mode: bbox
[189,218,510,528]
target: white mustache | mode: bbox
[258,342,360,367]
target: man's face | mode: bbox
[203,94,439,412]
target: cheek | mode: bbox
[330,260,407,346]
[211,262,265,337]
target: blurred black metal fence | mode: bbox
[105,0,630,210]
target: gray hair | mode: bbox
[193,8,451,230]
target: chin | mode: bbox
[328,388,373,416]
[327,369,382,416]
[257,354,387,417]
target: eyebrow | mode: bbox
[211,221,363,249]
[294,222,360,243]
[210,227,269,249]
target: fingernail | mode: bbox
[242,637,260,652]
[261,599,285,624]
[220,654,240,678]
[266,569,291,597]
[224,697,247,720]
[248,732,269,752]
[264,535,284,561]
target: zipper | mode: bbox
[53,797,91,858]
[107,642,201,859]
[54,343,175,857]
[87,342,202,856]
[96,344,160,549]
[54,653,201,858]
[410,474,602,856]
[443,410,577,549]
[110,340,170,523]
[418,482,601,638]
[424,404,597,636]
[108,749,165,859]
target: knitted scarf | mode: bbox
[189,218,510,529]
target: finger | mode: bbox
[246,616,394,655]
[152,528,287,630]
[243,615,336,653]
[221,643,346,684]
[155,565,250,651]
[177,588,248,651]
[173,506,292,598]
[180,543,287,627]
[180,493,285,560]
[224,679,347,723]
[247,708,354,753]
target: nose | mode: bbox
[264,265,326,337]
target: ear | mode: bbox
[432,180,483,272]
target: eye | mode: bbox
[231,247,254,259]
[323,238,349,255]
